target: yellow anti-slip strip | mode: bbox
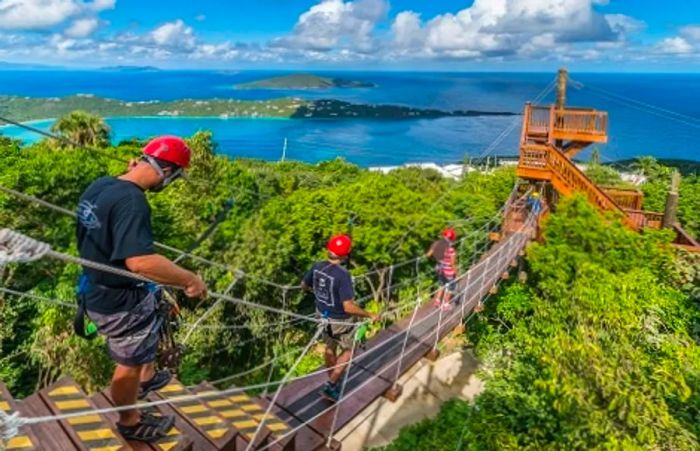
[193,415,223,426]
[6,435,33,449]
[68,414,102,425]
[158,442,178,451]
[219,409,246,419]
[77,428,117,441]
[89,446,122,451]
[267,423,289,432]
[48,386,80,396]
[159,384,184,394]
[228,395,250,403]
[0,400,10,411]
[55,399,90,410]
[207,399,232,408]
[206,428,228,439]
[233,419,257,429]
[181,404,208,414]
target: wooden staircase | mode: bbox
[1,377,296,451]
[516,101,700,250]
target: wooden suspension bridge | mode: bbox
[1,69,698,451]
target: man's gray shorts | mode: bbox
[87,291,159,367]
[322,319,356,351]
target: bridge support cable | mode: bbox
[393,293,422,389]
[0,228,355,328]
[326,337,359,448]
[0,181,504,299]
[245,325,323,451]
[262,288,289,397]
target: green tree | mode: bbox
[50,110,111,148]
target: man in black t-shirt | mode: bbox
[76,136,207,442]
[301,234,379,402]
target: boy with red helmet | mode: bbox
[426,227,459,310]
[76,136,207,442]
[301,234,379,402]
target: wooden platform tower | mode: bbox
[516,69,700,251]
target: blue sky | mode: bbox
[1,0,699,70]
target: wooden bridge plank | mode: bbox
[154,380,237,451]
[269,228,533,443]
[92,390,193,451]
[0,381,43,451]
[17,393,75,451]
[38,378,129,451]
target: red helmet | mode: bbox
[143,136,191,169]
[443,227,457,241]
[327,234,352,258]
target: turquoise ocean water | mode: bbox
[1,71,699,165]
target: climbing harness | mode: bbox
[156,288,186,373]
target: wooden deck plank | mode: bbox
[0,382,47,451]
[93,389,193,451]
[17,393,75,451]
[154,380,237,451]
[38,378,129,451]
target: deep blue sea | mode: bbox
[1,70,699,165]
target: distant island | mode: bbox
[235,73,376,89]
[99,66,160,72]
[0,95,516,121]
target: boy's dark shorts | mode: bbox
[322,319,356,351]
[87,291,159,367]
[438,273,458,294]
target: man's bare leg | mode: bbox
[324,344,337,379]
[329,350,352,385]
[140,362,155,383]
[434,287,445,306]
[112,364,142,426]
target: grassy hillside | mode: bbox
[0,95,515,121]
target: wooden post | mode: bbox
[383,385,403,402]
[555,68,568,149]
[663,170,680,229]
[556,68,568,110]
[425,349,440,361]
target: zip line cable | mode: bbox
[569,78,700,131]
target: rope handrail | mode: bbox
[0,210,536,441]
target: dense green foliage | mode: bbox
[381,195,700,450]
[0,117,515,397]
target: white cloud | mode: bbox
[657,37,693,55]
[151,19,196,51]
[0,0,114,31]
[388,0,640,60]
[654,25,700,56]
[276,0,389,53]
[64,17,99,38]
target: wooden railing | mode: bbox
[552,109,608,141]
[544,144,621,214]
[624,209,664,230]
[519,143,548,169]
[602,187,644,210]
[524,104,608,143]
